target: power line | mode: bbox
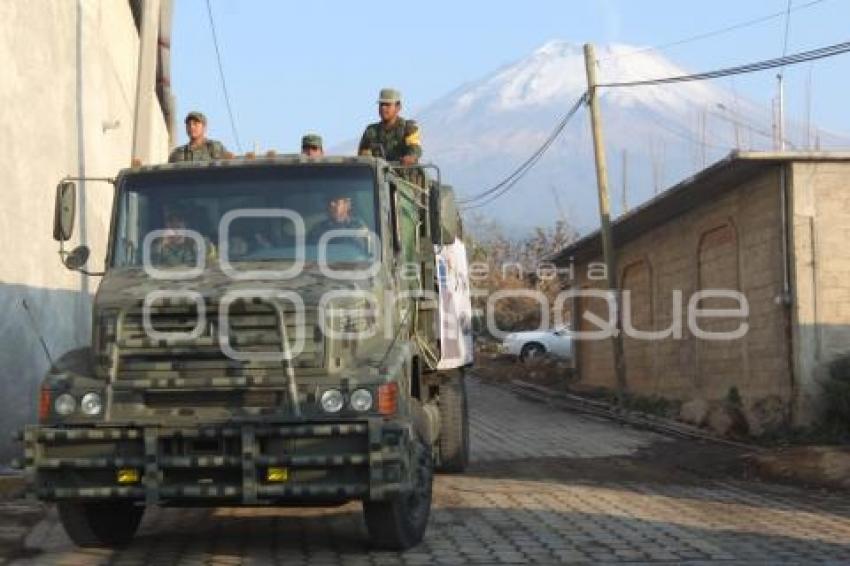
[597,0,827,65]
[205,0,243,153]
[459,93,587,209]
[597,39,850,88]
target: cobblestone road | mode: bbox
[12,379,850,564]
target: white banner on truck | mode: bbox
[435,239,474,369]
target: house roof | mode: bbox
[550,151,850,265]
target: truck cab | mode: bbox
[21,155,472,550]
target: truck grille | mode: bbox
[114,299,324,381]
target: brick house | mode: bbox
[551,152,850,432]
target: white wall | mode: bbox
[0,0,168,461]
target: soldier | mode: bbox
[308,194,367,243]
[168,111,229,163]
[150,211,217,266]
[358,88,421,165]
[301,133,324,157]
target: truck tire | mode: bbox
[57,501,144,548]
[436,369,470,473]
[363,436,433,550]
[520,342,545,362]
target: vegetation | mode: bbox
[465,213,578,337]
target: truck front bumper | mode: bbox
[21,419,412,505]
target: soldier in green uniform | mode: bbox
[307,194,368,247]
[150,211,217,266]
[358,88,422,165]
[301,133,324,157]
[168,111,229,163]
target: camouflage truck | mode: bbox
[19,156,472,550]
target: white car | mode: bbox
[500,327,574,362]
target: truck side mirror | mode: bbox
[53,181,76,242]
[63,245,91,271]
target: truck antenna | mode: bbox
[21,299,55,367]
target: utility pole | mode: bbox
[131,0,161,163]
[583,43,627,395]
[777,74,786,151]
[700,109,707,167]
[805,66,813,149]
[621,149,628,214]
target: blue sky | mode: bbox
[172,0,850,153]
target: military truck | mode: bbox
[19,156,472,550]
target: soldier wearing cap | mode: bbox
[168,111,229,163]
[301,133,324,157]
[357,88,421,165]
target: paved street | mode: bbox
[11,378,850,565]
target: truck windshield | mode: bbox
[111,164,379,268]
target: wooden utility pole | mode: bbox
[583,43,627,394]
[621,149,628,214]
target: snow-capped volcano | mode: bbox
[412,40,849,233]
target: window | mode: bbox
[112,165,379,268]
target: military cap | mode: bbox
[377,88,402,104]
[184,111,207,125]
[301,133,323,148]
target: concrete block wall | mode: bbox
[789,161,850,424]
[0,0,168,461]
[571,168,793,431]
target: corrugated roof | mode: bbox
[551,151,850,265]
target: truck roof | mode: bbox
[119,154,386,178]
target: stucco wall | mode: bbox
[789,161,850,424]
[569,168,793,432]
[0,0,168,461]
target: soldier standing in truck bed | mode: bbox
[168,111,229,163]
[358,88,421,165]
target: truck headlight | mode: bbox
[54,393,76,416]
[320,389,344,413]
[80,392,103,416]
[349,389,373,412]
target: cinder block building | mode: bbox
[552,152,850,432]
[0,0,173,461]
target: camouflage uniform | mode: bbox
[358,88,422,162]
[168,139,228,163]
[357,118,421,162]
[151,238,217,266]
[169,110,229,163]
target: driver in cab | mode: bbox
[308,195,367,240]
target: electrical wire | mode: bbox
[205,0,243,153]
[596,0,827,65]
[598,39,850,88]
[459,93,587,209]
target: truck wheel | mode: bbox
[436,370,469,473]
[363,437,433,550]
[57,501,144,548]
